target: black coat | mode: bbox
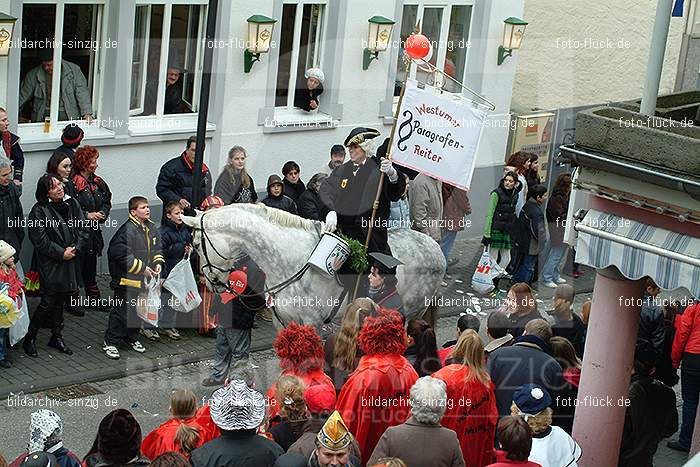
[369,285,405,316]
[28,198,89,293]
[293,82,324,112]
[297,189,327,221]
[519,198,547,255]
[283,178,305,202]
[618,375,678,467]
[190,430,284,467]
[212,255,266,330]
[487,336,564,417]
[0,182,24,256]
[638,296,666,359]
[262,194,298,215]
[107,216,164,291]
[1,131,24,182]
[72,173,112,256]
[552,312,587,358]
[53,144,76,160]
[319,156,405,254]
[546,190,569,246]
[160,217,193,277]
[508,309,544,338]
[213,167,258,205]
[156,154,210,217]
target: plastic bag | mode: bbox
[9,292,29,346]
[471,247,504,294]
[0,283,19,328]
[163,253,202,313]
[136,275,161,327]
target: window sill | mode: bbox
[262,108,339,133]
[17,123,116,151]
[128,114,216,137]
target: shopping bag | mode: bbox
[163,253,202,313]
[136,275,161,327]
[0,283,19,328]
[9,292,29,346]
[471,247,504,294]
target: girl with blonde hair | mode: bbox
[433,329,499,466]
[269,375,309,451]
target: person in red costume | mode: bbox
[336,308,419,465]
[433,329,499,466]
[267,322,335,420]
[141,389,219,460]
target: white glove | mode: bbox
[380,158,398,182]
[324,211,337,233]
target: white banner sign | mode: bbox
[391,79,487,190]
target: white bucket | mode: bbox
[307,233,351,277]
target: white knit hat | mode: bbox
[305,68,325,85]
[0,240,16,264]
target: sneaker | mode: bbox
[140,328,160,341]
[202,376,225,387]
[130,341,146,353]
[542,281,558,288]
[0,359,11,369]
[102,342,120,360]
[556,278,567,284]
[162,328,180,340]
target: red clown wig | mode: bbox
[273,322,325,373]
[359,308,407,356]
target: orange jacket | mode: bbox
[672,303,700,368]
[141,407,219,460]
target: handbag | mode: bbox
[136,275,161,327]
[163,252,202,313]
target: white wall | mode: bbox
[512,0,685,110]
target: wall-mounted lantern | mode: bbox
[363,15,395,70]
[244,15,276,73]
[0,12,18,57]
[497,17,528,66]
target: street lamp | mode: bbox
[0,12,17,57]
[497,17,528,66]
[244,14,276,73]
[363,15,395,70]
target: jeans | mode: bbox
[440,230,458,262]
[679,363,700,448]
[513,254,537,283]
[0,328,6,361]
[104,289,140,346]
[541,242,567,282]
[211,326,252,381]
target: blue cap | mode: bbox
[512,384,551,417]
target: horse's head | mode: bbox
[182,209,239,292]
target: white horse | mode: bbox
[182,203,445,327]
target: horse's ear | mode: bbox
[181,210,203,228]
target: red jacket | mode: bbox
[487,450,542,467]
[433,364,499,466]
[141,407,219,459]
[672,303,700,368]
[336,353,418,465]
[437,345,454,365]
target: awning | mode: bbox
[575,209,700,298]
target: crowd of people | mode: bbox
[0,113,698,466]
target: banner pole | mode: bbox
[352,28,417,300]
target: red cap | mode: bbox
[304,384,336,414]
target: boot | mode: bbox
[23,336,38,358]
[86,284,102,311]
[48,335,73,355]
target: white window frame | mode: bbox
[277,0,328,110]
[18,0,108,136]
[396,0,474,102]
[129,0,207,123]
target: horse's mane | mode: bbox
[206,202,318,233]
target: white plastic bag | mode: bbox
[136,275,161,327]
[9,292,29,346]
[471,247,503,294]
[163,254,202,313]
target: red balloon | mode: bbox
[405,33,431,60]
